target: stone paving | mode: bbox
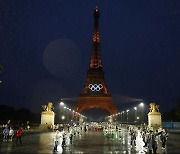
[0,129,180,153]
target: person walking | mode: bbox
[136,129,145,153]
[53,131,58,152]
[84,125,87,132]
[152,133,158,154]
[147,131,158,154]
[8,127,14,141]
[160,129,168,150]
[142,131,148,148]
[62,133,66,147]
[3,126,9,141]
[69,130,73,144]
[118,129,122,140]
[15,127,23,144]
[130,130,137,148]
[53,130,63,153]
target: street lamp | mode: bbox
[122,111,124,123]
[134,107,137,124]
[139,102,144,107]
[137,116,140,124]
[139,102,144,124]
[59,101,65,123]
[120,112,122,124]
[60,101,64,106]
[61,115,65,125]
[61,115,65,120]
[126,109,129,124]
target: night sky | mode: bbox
[0,0,180,115]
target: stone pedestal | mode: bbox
[148,112,162,129]
[39,111,55,129]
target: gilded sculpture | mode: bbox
[149,103,160,113]
[42,102,54,112]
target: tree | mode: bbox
[0,105,40,125]
[0,64,4,73]
[0,105,15,123]
[175,97,180,120]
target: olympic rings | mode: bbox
[88,84,103,92]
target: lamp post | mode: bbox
[61,115,65,126]
[139,102,144,124]
[59,101,65,124]
[126,109,129,125]
[120,112,122,124]
[137,116,140,123]
[122,111,124,124]
[67,108,72,123]
[134,107,137,124]
[59,101,86,124]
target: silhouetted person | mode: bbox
[130,130,136,147]
[160,130,168,149]
[69,133,73,144]
[84,125,87,132]
[148,131,158,154]
[62,133,66,147]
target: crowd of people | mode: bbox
[2,125,23,144]
[129,127,168,153]
[52,123,169,153]
[1,123,169,153]
[53,124,88,153]
[102,124,168,153]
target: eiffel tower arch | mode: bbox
[74,6,118,115]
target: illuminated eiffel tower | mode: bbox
[74,6,118,115]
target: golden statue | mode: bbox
[149,103,160,112]
[42,102,54,112]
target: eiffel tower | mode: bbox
[74,6,118,115]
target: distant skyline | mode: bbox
[0,0,180,115]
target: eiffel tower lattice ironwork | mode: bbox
[74,6,118,115]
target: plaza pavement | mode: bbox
[0,129,180,153]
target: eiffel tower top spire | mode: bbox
[89,5,102,69]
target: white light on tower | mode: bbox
[134,107,137,110]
